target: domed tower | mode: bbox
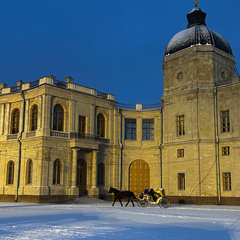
[163,2,235,93]
[161,1,239,205]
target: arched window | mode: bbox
[11,109,20,134]
[53,159,62,185]
[97,113,105,138]
[26,159,33,184]
[98,163,105,186]
[31,105,38,131]
[53,104,64,131]
[7,161,15,185]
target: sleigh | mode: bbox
[137,188,171,208]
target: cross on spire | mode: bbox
[194,0,200,7]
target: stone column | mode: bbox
[89,150,99,198]
[71,148,78,187]
[5,103,10,135]
[0,104,5,135]
[92,150,98,188]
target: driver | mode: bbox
[149,188,160,202]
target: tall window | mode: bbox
[98,163,105,186]
[26,159,33,184]
[221,110,230,133]
[7,161,15,185]
[177,115,185,136]
[31,105,38,131]
[79,115,86,136]
[53,159,62,185]
[223,172,231,191]
[142,119,154,140]
[53,104,64,131]
[178,173,185,190]
[97,113,105,138]
[125,118,136,140]
[11,109,20,134]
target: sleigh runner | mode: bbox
[137,188,171,208]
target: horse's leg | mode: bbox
[112,197,117,206]
[119,198,123,207]
[125,199,130,207]
[131,199,135,207]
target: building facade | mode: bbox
[0,4,239,204]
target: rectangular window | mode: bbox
[177,149,184,158]
[222,146,230,156]
[125,119,136,140]
[221,110,230,133]
[178,173,185,190]
[142,119,154,140]
[177,115,185,136]
[78,115,86,135]
[223,172,231,191]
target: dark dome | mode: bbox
[165,7,233,56]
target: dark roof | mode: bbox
[165,7,233,56]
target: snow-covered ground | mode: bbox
[0,197,239,240]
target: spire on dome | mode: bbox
[194,0,200,8]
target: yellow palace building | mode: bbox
[0,3,239,205]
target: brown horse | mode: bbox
[108,187,137,207]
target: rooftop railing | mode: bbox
[115,102,163,110]
[53,79,67,89]
[0,76,114,100]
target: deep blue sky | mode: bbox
[0,0,239,104]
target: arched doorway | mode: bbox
[129,160,150,197]
[77,159,87,195]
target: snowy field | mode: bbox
[0,197,240,240]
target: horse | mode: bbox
[108,187,137,207]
